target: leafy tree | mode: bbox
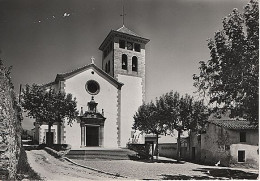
[193,0,259,125]
[133,101,167,160]
[134,91,208,162]
[22,84,78,146]
[161,91,208,162]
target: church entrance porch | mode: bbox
[79,97,106,148]
[81,124,104,147]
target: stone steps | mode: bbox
[66,148,137,160]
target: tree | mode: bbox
[22,84,78,146]
[193,0,259,125]
[160,91,208,162]
[135,91,208,162]
[133,101,167,160]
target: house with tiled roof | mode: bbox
[189,118,258,168]
[34,25,150,149]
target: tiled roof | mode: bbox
[208,119,258,130]
[116,25,140,37]
[42,81,56,88]
[55,64,91,80]
[99,26,149,50]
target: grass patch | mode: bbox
[16,146,42,180]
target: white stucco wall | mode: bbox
[230,144,259,165]
[117,74,143,147]
[64,67,119,149]
[38,124,57,144]
[64,120,81,149]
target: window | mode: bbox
[134,43,141,52]
[105,63,108,73]
[240,132,246,142]
[127,42,133,50]
[225,145,230,150]
[197,135,201,144]
[85,80,100,95]
[108,61,110,73]
[122,54,127,70]
[119,40,125,49]
[132,56,138,72]
[238,150,245,162]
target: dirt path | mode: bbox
[26,150,118,180]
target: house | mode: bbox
[190,119,258,168]
[33,25,150,149]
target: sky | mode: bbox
[0,0,248,130]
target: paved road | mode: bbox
[27,150,258,180]
[72,158,259,180]
[26,150,118,180]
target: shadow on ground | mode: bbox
[128,155,185,164]
[194,168,258,179]
[161,167,258,180]
[160,174,216,180]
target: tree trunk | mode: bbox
[46,122,53,147]
[177,130,181,162]
[188,130,191,161]
[48,122,51,133]
[156,133,159,160]
[57,121,61,144]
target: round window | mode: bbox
[85,80,100,95]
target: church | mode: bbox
[34,25,150,149]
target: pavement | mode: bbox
[26,149,259,180]
[26,150,118,180]
[72,156,259,180]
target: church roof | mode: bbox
[42,81,56,88]
[207,119,258,130]
[116,25,140,37]
[99,25,149,51]
[43,63,123,89]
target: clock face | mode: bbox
[127,42,133,50]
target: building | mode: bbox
[157,119,259,169]
[34,25,150,149]
[189,119,258,168]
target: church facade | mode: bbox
[34,26,149,149]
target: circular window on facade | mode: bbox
[85,80,100,95]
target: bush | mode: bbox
[44,144,71,158]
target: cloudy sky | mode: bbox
[0,0,247,129]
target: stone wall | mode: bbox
[201,123,231,166]
[158,143,177,159]
[0,60,22,179]
[189,131,202,162]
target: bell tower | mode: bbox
[99,26,149,101]
[99,26,149,147]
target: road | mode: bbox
[73,158,259,180]
[26,150,118,180]
[27,150,258,180]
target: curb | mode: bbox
[63,157,128,179]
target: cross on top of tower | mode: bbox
[120,0,126,26]
[91,56,95,64]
